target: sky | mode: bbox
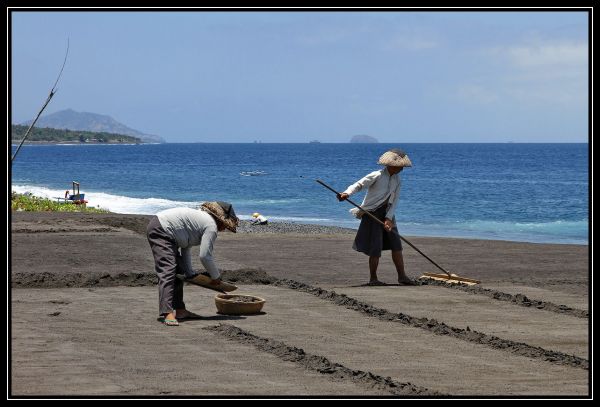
[10,9,589,143]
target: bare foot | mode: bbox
[366,280,386,286]
[398,277,417,286]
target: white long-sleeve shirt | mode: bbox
[343,168,401,220]
[156,207,221,279]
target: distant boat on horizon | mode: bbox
[309,140,321,144]
[240,170,268,177]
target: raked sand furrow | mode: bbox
[330,284,588,359]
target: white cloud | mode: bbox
[505,42,587,68]
[504,79,587,106]
[470,40,588,109]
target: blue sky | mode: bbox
[11,10,589,142]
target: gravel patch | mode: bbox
[236,220,356,235]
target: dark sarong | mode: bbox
[352,203,402,257]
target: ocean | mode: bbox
[10,143,589,245]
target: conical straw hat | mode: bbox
[377,148,412,167]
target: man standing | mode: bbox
[337,149,415,286]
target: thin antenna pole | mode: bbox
[12,39,69,163]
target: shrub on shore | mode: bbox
[11,192,110,213]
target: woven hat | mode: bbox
[252,213,260,218]
[200,201,239,233]
[377,148,412,167]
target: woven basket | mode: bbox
[214,293,266,315]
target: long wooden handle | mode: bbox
[316,179,452,277]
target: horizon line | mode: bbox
[10,141,589,145]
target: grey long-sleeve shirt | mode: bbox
[156,207,221,279]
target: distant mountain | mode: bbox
[20,109,164,143]
[350,135,379,143]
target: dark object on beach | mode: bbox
[55,181,88,206]
[215,293,266,315]
[68,181,86,204]
[315,179,480,286]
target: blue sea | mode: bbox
[10,143,589,245]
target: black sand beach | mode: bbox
[10,212,589,396]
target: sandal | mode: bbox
[157,316,179,326]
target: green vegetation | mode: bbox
[11,192,110,213]
[11,125,142,144]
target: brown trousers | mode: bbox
[146,216,185,315]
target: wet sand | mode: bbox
[10,212,590,397]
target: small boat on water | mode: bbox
[240,170,268,177]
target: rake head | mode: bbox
[419,272,480,286]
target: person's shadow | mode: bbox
[349,282,392,288]
[348,282,419,288]
[178,314,248,323]
[157,312,267,324]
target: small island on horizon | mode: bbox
[350,135,379,143]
